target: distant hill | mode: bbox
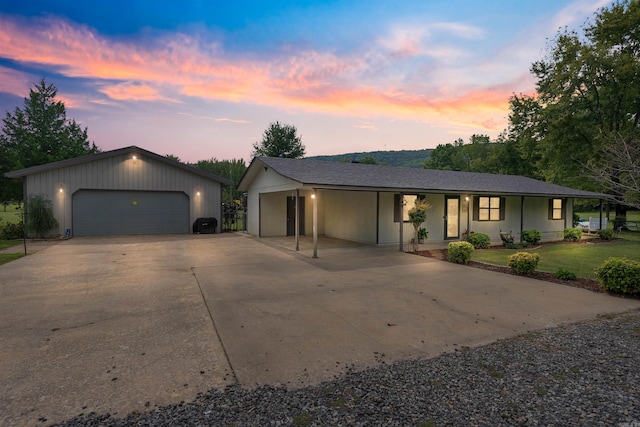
[308,149,431,168]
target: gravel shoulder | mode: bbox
[52,310,640,426]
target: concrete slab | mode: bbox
[0,235,237,427]
[1,232,639,426]
[195,237,640,389]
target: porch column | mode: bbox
[399,192,404,252]
[312,189,318,258]
[295,189,300,251]
[520,196,525,243]
[599,199,604,229]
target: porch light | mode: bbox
[311,193,315,199]
[196,191,201,196]
[132,155,137,161]
[59,186,63,193]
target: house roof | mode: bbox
[238,156,607,199]
[5,146,233,186]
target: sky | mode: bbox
[0,0,613,163]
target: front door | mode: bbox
[445,196,459,239]
[286,196,305,236]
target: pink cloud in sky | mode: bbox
[0,14,513,134]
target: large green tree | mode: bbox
[251,121,306,158]
[0,79,100,201]
[508,0,640,216]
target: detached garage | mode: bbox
[5,146,231,237]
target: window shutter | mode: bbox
[473,196,479,221]
[548,199,553,220]
[561,199,566,219]
[500,197,506,220]
[394,194,401,222]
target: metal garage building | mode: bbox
[5,146,231,237]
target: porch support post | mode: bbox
[312,188,318,258]
[399,192,404,252]
[599,199,604,229]
[520,196,525,243]
[295,189,300,251]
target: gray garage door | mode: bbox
[72,190,189,236]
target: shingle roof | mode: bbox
[5,146,232,185]
[245,157,606,198]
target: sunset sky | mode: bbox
[0,0,612,163]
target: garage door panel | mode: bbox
[73,190,189,236]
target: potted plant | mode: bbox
[417,227,428,243]
[408,198,431,251]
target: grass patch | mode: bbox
[0,203,23,225]
[471,232,639,280]
[0,240,23,251]
[0,253,25,265]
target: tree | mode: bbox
[195,158,247,204]
[251,121,305,158]
[165,154,182,163]
[24,194,58,238]
[508,0,640,218]
[0,79,100,202]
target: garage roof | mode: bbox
[239,156,607,199]
[5,146,233,186]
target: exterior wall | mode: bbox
[24,152,223,236]
[322,190,377,244]
[467,196,522,242]
[244,166,299,236]
[521,196,566,242]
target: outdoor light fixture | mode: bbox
[196,191,201,196]
[59,186,63,193]
[132,155,137,161]
[311,194,315,199]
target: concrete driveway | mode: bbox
[1,234,638,426]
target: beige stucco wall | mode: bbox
[24,152,223,236]
[321,190,377,244]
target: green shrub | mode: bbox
[521,229,542,245]
[597,228,615,240]
[508,252,540,275]
[506,242,520,250]
[447,241,474,264]
[563,228,582,242]
[554,269,577,281]
[25,194,58,238]
[1,220,24,240]
[595,257,640,295]
[467,232,491,249]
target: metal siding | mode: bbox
[21,152,224,235]
[73,190,189,236]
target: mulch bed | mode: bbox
[413,240,608,294]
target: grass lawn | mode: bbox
[0,239,25,265]
[0,203,23,225]
[471,231,640,280]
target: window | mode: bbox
[473,196,505,221]
[549,198,564,220]
[394,194,419,222]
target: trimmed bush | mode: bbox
[1,220,24,240]
[563,228,582,242]
[467,232,491,249]
[595,257,640,295]
[508,252,540,275]
[521,229,542,245]
[554,269,577,281]
[447,241,474,264]
[597,228,615,240]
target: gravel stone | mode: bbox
[51,311,640,427]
